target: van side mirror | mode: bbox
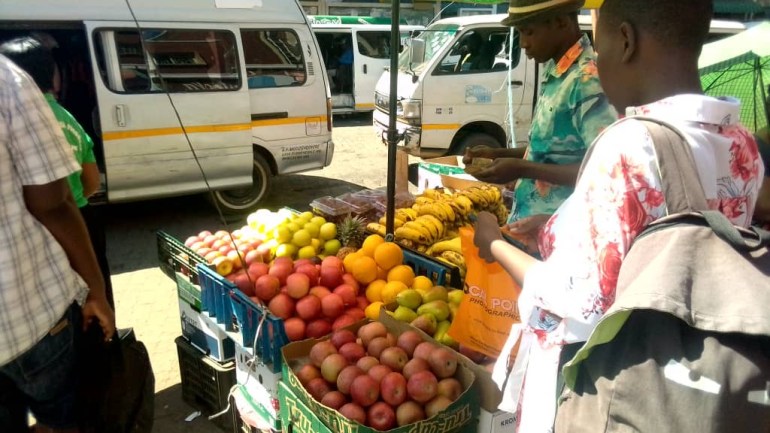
[410,39,426,66]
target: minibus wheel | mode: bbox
[210,153,272,214]
[451,132,502,155]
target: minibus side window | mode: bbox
[96,29,240,93]
[241,29,306,88]
[435,29,520,75]
[356,31,390,59]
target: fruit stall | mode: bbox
[157,160,521,433]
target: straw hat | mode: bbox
[502,0,585,26]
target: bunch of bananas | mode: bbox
[457,185,509,225]
[425,236,466,277]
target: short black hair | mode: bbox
[601,0,713,54]
[0,36,56,91]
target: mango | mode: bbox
[411,314,437,335]
[396,289,423,310]
[417,300,450,322]
[447,289,464,306]
[421,286,449,304]
[433,320,451,340]
[393,305,419,323]
[448,303,459,321]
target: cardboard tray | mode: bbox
[280,319,480,433]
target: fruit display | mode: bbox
[291,323,469,430]
[366,185,507,277]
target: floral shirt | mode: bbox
[494,95,762,432]
[510,34,617,223]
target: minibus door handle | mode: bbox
[363,64,367,74]
[510,80,523,88]
[115,105,127,127]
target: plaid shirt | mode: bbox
[0,55,89,366]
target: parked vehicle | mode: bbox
[374,14,746,157]
[0,0,334,213]
[310,15,423,114]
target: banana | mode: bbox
[415,196,435,206]
[414,218,439,242]
[421,188,445,200]
[379,215,405,228]
[367,222,387,237]
[452,194,474,216]
[430,237,462,255]
[398,238,417,250]
[396,208,417,222]
[395,226,429,244]
[420,214,445,239]
[437,201,456,222]
[404,220,435,243]
[440,250,466,268]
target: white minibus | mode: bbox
[0,0,334,213]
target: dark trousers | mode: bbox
[80,204,114,310]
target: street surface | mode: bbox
[107,113,403,432]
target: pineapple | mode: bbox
[336,215,366,260]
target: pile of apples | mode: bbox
[227,255,370,342]
[294,322,465,431]
[184,229,269,277]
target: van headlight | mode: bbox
[397,99,421,124]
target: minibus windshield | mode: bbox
[399,24,458,74]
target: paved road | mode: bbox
[106,113,395,432]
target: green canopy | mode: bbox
[699,21,770,132]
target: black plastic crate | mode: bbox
[176,336,236,432]
[402,247,463,289]
[157,230,211,285]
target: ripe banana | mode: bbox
[403,220,435,243]
[396,208,417,222]
[420,214,445,240]
[440,250,466,269]
[430,237,462,255]
[367,222,387,237]
[395,226,429,244]
[379,216,405,228]
[452,194,474,216]
[415,196,435,206]
[421,188,448,200]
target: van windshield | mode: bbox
[399,24,459,74]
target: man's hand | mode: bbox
[473,211,503,262]
[463,145,500,165]
[82,294,115,341]
[473,158,527,184]
[503,214,552,255]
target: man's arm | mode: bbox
[81,162,100,198]
[514,160,582,186]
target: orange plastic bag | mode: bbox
[447,227,521,358]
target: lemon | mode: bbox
[323,239,341,256]
[292,229,312,247]
[303,222,321,238]
[319,222,337,241]
[297,245,316,259]
[310,216,327,226]
[275,243,297,258]
[274,226,292,243]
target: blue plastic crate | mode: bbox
[229,290,288,374]
[402,248,462,289]
[197,264,237,331]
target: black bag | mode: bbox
[556,118,770,432]
[79,327,155,433]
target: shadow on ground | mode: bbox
[154,384,233,433]
[105,174,365,274]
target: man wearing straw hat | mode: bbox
[465,0,616,227]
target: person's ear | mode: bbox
[619,21,636,63]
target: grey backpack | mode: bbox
[556,118,770,433]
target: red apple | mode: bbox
[296,295,322,321]
[267,293,294,320]
[338,403,366,424]
[319,266,343,290]
[380,372,408,406]
[350,374,379,407]
[248,262,269,280]
[321,390,347,410]
[184,236,200,247]
[333,284,357,306]
[254,274,280,302]
[321,293,345,319]
[286,272,311,299]
[306,319,332,339]
[295,263,320,285]
[367,402,397,431]
[284,317,306,341]
[244,249,263,267]
[330,329,357,349]
[268,263,293,286]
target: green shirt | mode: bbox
[510,34,617,223]
[44,93,96,208]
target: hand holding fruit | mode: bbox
[472,157,526,184]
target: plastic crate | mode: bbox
[157,231,211,309]
[197,264,237,330]
[229,290,288,374]
[403,248,463,289]
[176,336,236,432]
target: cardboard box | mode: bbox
[231,386,281,433]
[478,409,517,433]
[278,381,333,433]
[281,320,479,433]
[234,343,282,431]
[178,299,235,362]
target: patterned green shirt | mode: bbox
[44,93,96,208]
[510,34,617,223]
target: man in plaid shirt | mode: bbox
[0,53,115,432]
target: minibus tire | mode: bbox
[451,132,502,155]
[209,153,271,215]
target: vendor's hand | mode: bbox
[463,145,499,165]
[503,214,551,255]
[473,158,524,184]
[82,294,116,342]
[474,211,503,262]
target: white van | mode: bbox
[310,16,423,114]
[0,0,334,213]
[373,14,746,158]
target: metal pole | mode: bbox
[385,0,401,236]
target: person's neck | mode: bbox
[636,59,703,106]
[551,29,582,63]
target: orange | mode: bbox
[373,242,404,271]
[365,279,387,303]
[365,301,385,320]
[381,281,408,305]
[387,264,415,288]
[412,275,434,292]
[376,265,388,280]
[360,234,385,258]
[351,255,378,284]
[343,251,362,274]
